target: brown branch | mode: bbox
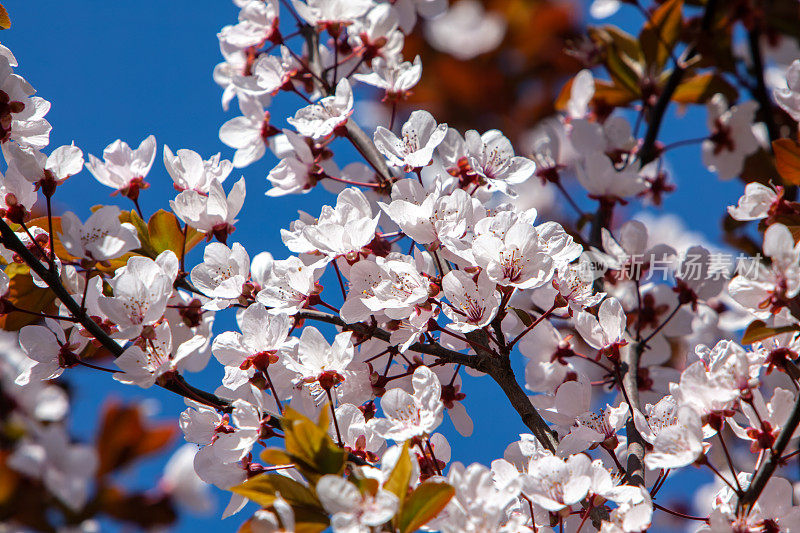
[0,217,232,412]
[747,27,779,146]
[638,0,718,166]
[300,23,393,184]
[622,343,646,487]
[737,390,800,514]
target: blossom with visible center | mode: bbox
[114,322,206,388]
[701,94,759,181]
[96,251,177,339]
[373,365,444,441]
[211,304,292,389]
[472,220,554,289]
[59,205,140,262]
[442,270,500,332]
[190,242,250,311]
[287,79,353,139]
[464,129,535,195]
[374,110,447,170]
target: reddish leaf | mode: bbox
[96,401,176,476]
[0,4,10,30]
[0,264,56,331]
[773,138,800,185]
[672,72,738,104]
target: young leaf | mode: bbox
[672,72,738,104]
[0,4,10,30]
[147,209,204,256]
[0,264,56,331]
[384,441,412,504]
[741,320,800,345]
[281,407,346,481]
[231,473,321,509]
[773,138,800,185]
[640,0,683,71]
[398,482,455,533]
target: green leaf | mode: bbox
[672,72,738,104]
[398,482,455,533]
[741,320,800,345]
[281,407,346,482]
[147,209,204,256]
[508,307,534,328]
[640,0,683,71]
[384,442,412,504]
[261,448,294,466]
[231,474,321,510]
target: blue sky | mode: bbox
[3,1,746,531]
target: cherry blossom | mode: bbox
[114,322,207,388]
[441,270,500,332]
[424,0,507,61]
[59,205,140,262]
[374,110,447,170]
[0,55,52,148]
[524,453,592,511]
[211,304,292,389]
[190,242,251,310]
[773,59,800,121]
[282,327,354,390]
[7,424,97,511]
[163,145,232,193]
[2,141,83,190]
[171,177,245,243]
[85,135,156,199]
[702,94,759,181]
[15,319,88,385]
[353,56,422,100]
[373,365,444,441]
[287,79,353,139]
[464,129,535,195]
[96,251,177,339]
[316,475,399,533]
[219,95,274,168]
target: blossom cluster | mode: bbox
[3,1,800,532]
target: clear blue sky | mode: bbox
[4,1,742,531]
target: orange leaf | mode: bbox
[0,4,10,30]
[0,264,56,331]
[96,401,176,476]
[773,138,800,185]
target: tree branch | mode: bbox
[638,0,718,166]
[622,344,646,487]
[0,218,232,412]
[299,24,393,184]
[737,390,800,514]
[747,27,779,146]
